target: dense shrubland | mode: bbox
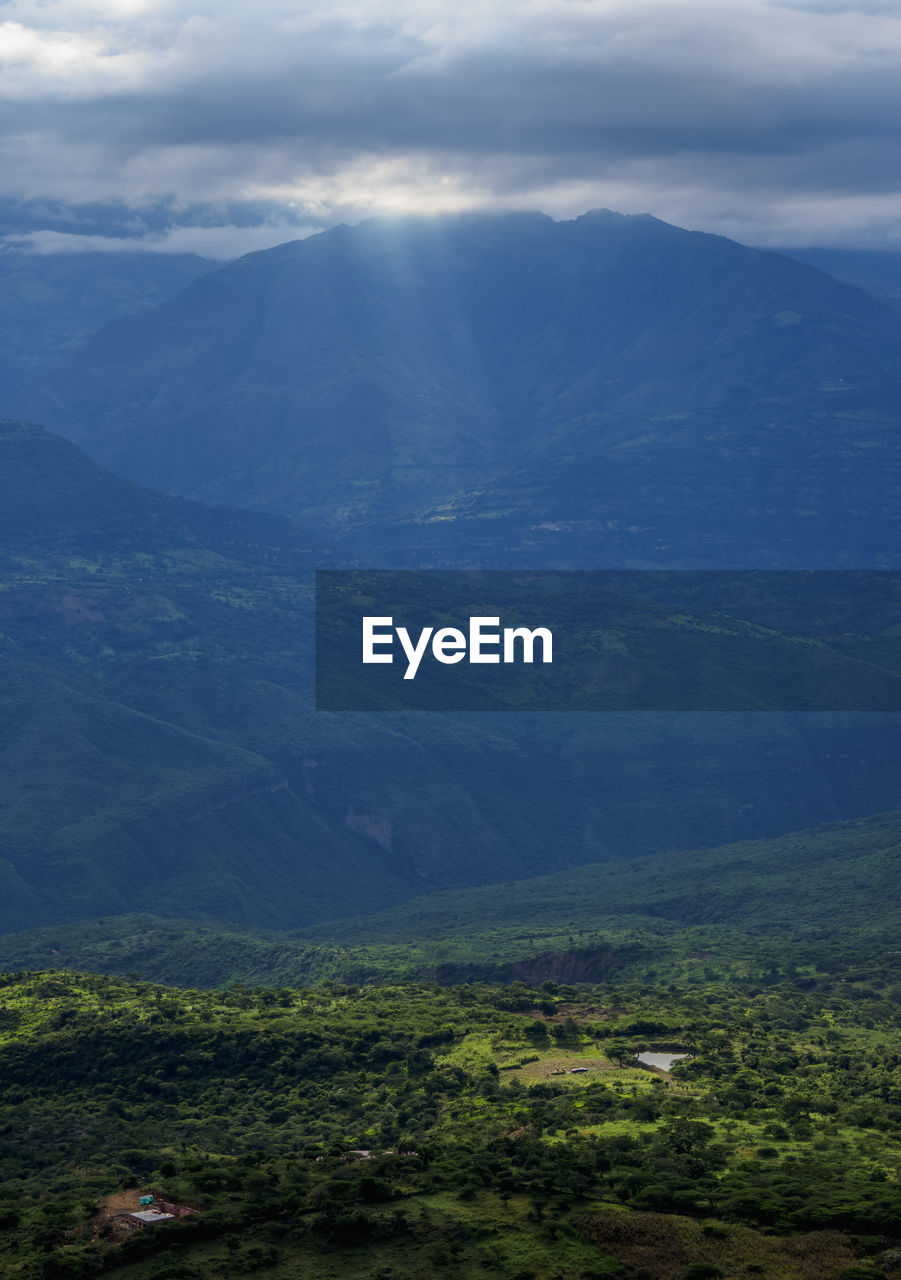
[4,970,901,1278]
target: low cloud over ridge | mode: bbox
[3,0,901,254]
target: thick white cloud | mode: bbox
[3,0,901,250]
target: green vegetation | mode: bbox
[4,809,901,999]
[6,220,901,1280]
[10,211,901,1280]
[311,808,901,986]
[3,969,901,1279]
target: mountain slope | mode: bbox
[0,249,214,404]
[9,418,901,933]
[17,210,901,567]
[0,422,424,929]
[319,809,901,946]
[784,247,901,307]
[1,808,899,989]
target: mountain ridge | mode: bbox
[15,208,901,568]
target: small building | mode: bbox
[129,1209,175,1226]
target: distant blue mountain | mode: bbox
[783,246,901,307]
[0,249,214,396]
[15,209,901,568]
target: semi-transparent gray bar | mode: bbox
[315,570,901,711]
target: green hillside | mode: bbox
[0,420,424,929]
[323,810,901,946]
[0,810,899,997]
[304,811,901,990]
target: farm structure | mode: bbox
[127,1196,198,1226]
[94,1191,201,1242]
[128,1208,175,1226]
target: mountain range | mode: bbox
[7,211,901,1278]
[3,211,901,943]
[10,210,901,569]
[0,248,213,403]
[784,246,901,307]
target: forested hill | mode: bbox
[14,209,901,568]
[2,809,900,992]
[313,808,901,959]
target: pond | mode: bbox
[636,1051,690,1072]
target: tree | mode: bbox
[607,1040,633,1067]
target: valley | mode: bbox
[3,213,901,1280]
[4,415,901,935]
[6,0,901,1274]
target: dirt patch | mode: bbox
[59,593,110,625]
[97,1190,142,1216]
[517,1054,615,1082]
[92,1189,201,1243]
[92,1190,143,1243]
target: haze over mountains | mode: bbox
[13,3,901,1271]
[5,210,901,944]
[783,247,901,309]
[12,209,901,569]
[5,414,901,937]
[0,249,213,403]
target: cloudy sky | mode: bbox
[2,0,901,256]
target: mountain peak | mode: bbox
[575,207,659,224]
[17,211,901,567]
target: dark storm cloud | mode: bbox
[3,0,901,252]
[0,195,321,241]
